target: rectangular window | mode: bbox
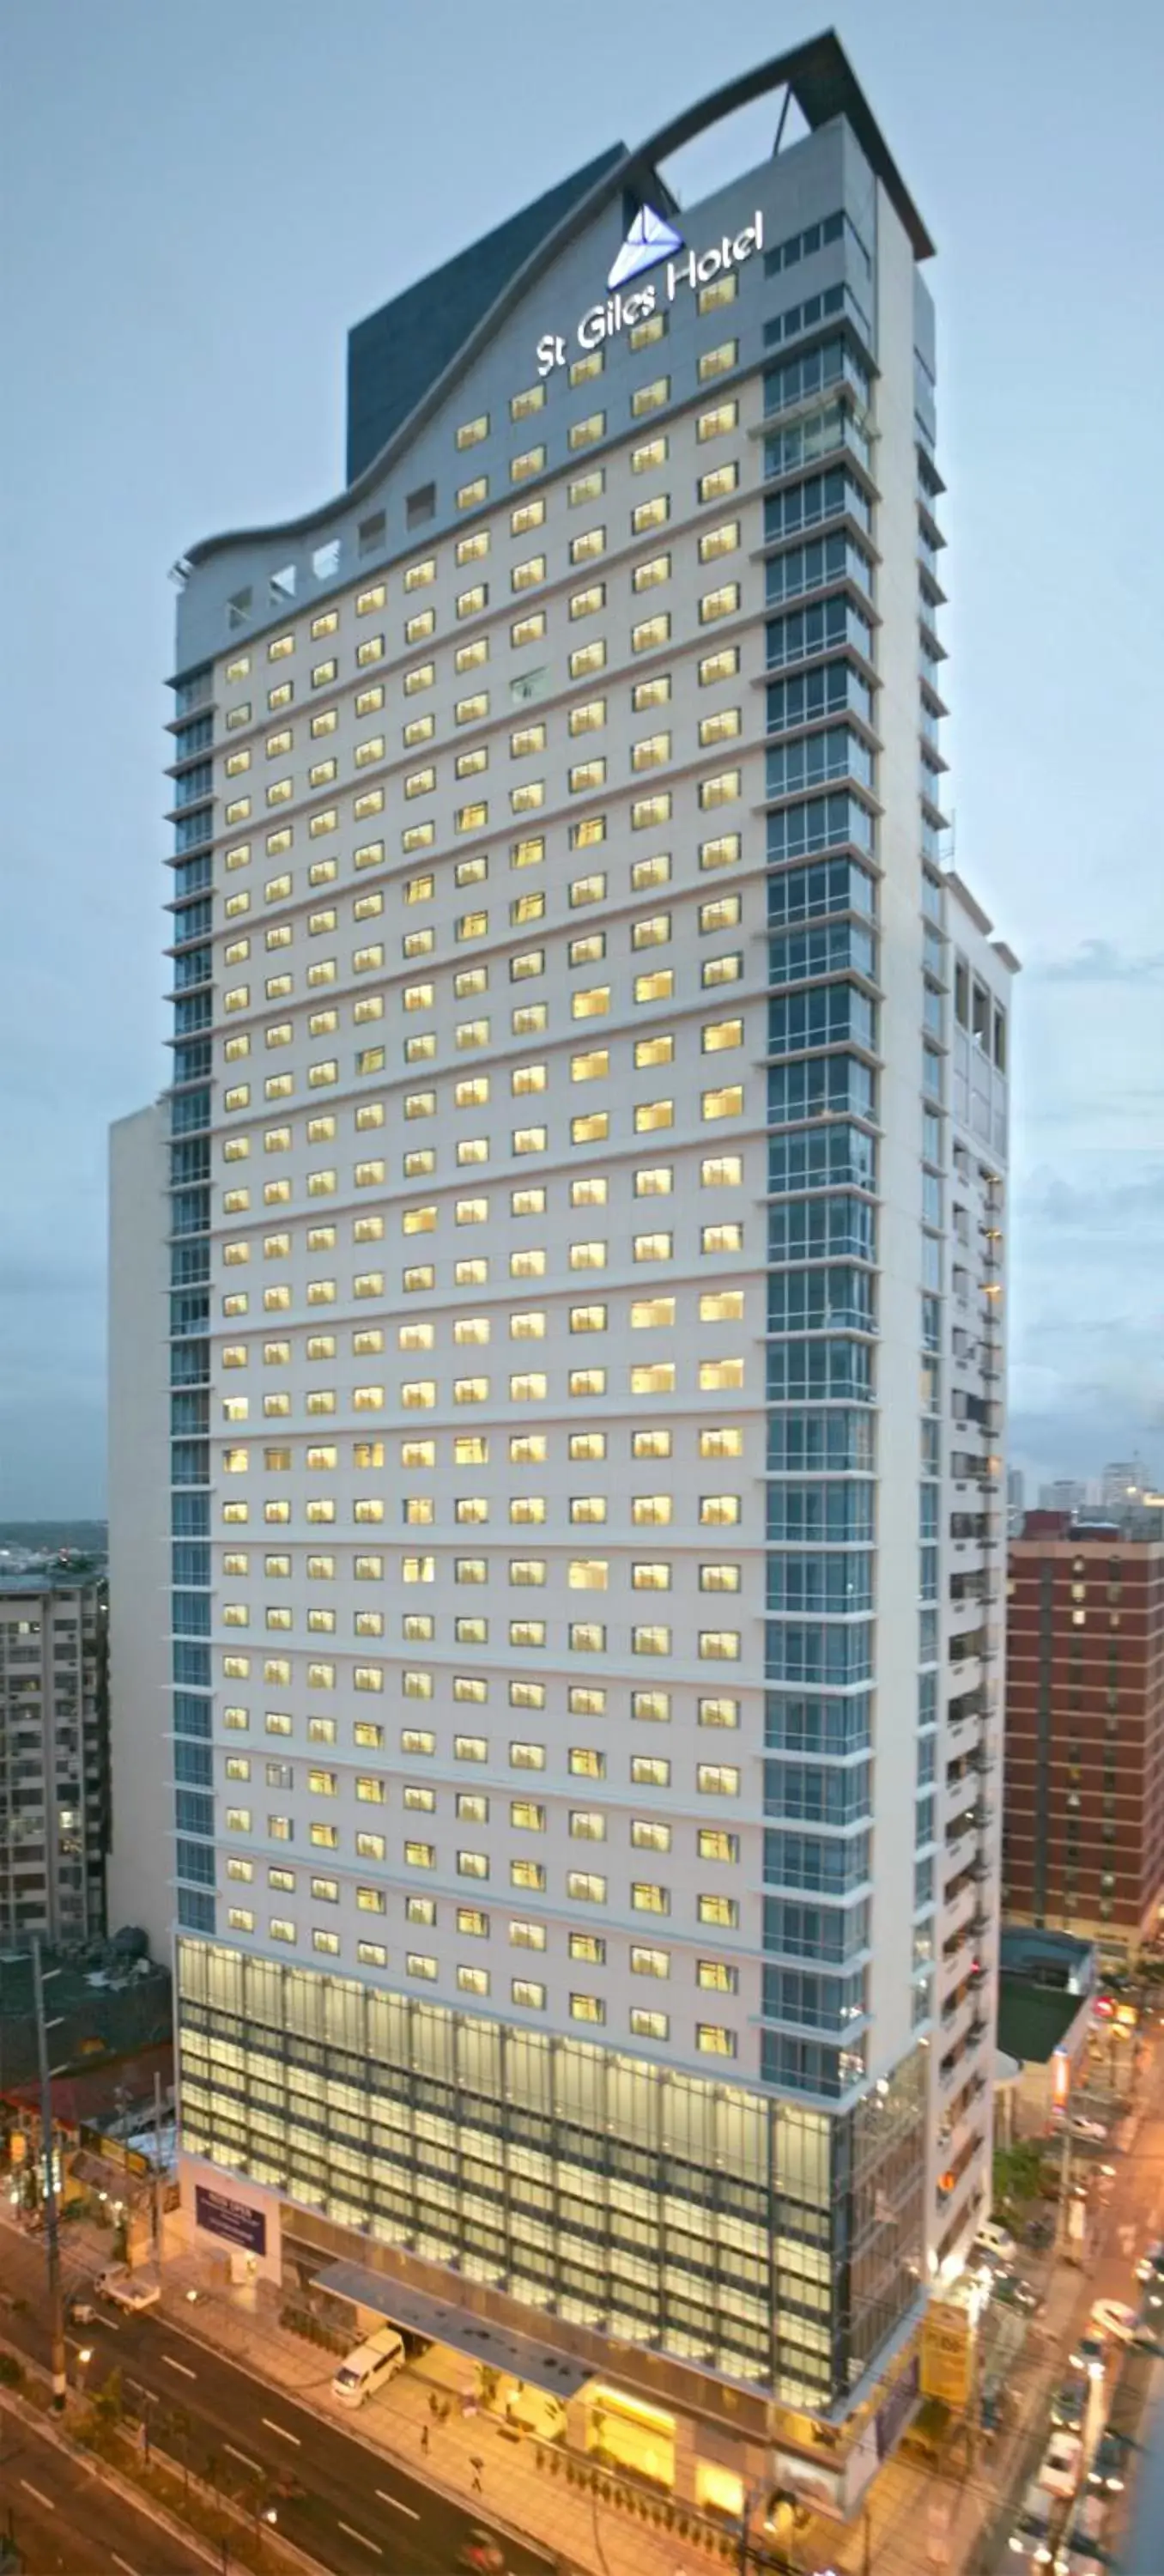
[631,377,669,418]
[631,436,668,476]
[632,614,670,654]
[698,273,737,315]
[700,583,741,625]
[698,338,738,382]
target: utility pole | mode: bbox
[1057,2118,1075,2258]
[31,1938,66,2411]
[737,2477,767,2576]
[152,2069,165,2270]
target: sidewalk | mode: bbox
[8,2166,1138,2576]
[851,2262,1082,2576]
[155,2229,704,2576]
[155,2221,1093,2576]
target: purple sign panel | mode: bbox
[195,2184,266,2257]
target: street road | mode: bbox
[988,2020,1164,2576]
[0,2401,206,2573]
[0,2228,555,2576]
[1092,2033,1164,2576]
[9,2038,1161,2576]
[1119,2349,1164,2576]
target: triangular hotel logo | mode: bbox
[607,204,683,292]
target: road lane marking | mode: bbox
[226,2443,260,2473]
[375,2488,419,2519]
[112,2556,140,2574]
[339,2521,383,2555]
[263,2416,300,2444]
[20,2482,54,2511]
[161,2353,197,2379]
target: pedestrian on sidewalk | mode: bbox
[470,2453,483,2493]
[428,2389,440,2420]
[420,2421,429,2456]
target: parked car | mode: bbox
[1054,2494,1107,2574]
[1135,2239,1164,2284]
[65,2296,96,2327]
[1087,2432,1126,2494]
[95,2266,161,2313]
[1070,2331,1105,2375]
[1051,2379,1088,2433]
[1068,2117,1108,2145]
[1090,2299,1138,2345]
[1008,2480,1052,2561]
[976,2221,1018,2264]
[1139,2247,1164,2315]
[1040,2430,1083,2501]
[995,2274,1041,2314]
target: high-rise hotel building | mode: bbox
[146,34,1017,2488]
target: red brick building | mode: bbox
[1003,1518,1164,1958]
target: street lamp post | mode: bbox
[76,2346,92,2401]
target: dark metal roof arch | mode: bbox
[184,29,930,571]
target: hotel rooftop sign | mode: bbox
[535,204,764,379]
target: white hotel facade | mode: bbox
[113,33,1015,2506]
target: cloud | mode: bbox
[0,1394,106,1519]
[1009,1309,1164,1449]
[1018,1171,1164,1231]
[1028,940,1164,985]
[0,1254,105,1301]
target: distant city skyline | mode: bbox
[4,0,1163,1514]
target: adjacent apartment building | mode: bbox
[0,1572,107,1946]
[1004,1516,1164,1959]
[117,33,1015,2506]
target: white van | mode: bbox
[331,2324,406,2407]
